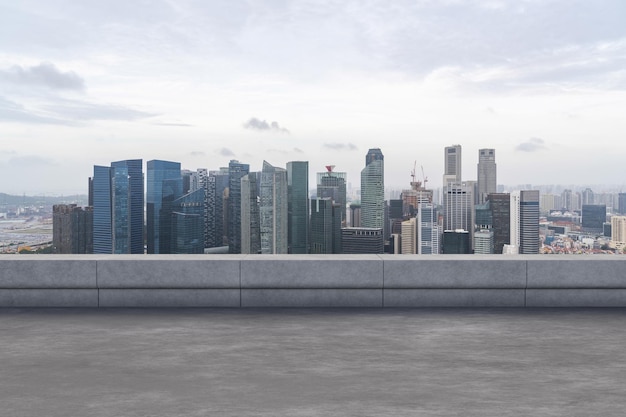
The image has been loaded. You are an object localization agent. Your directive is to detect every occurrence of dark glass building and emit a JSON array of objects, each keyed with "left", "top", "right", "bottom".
[
  {"left": 488, "top": 193, "right": 511, "bottom": 254},
  {"left": 171, "top": 188, "right": 204, "bottom": 254},
  {"left": 147, "top": 160, "right": 182, "bottom": 254},
  {"left": 317, "top": 169, "right": 347, "bottom": 225},
  {"left": 228, "top": 160, "right": 250, "bottom": 254},
  {"left": 341, "top": 227, "right": 384, "bottom": 254},
  {"left": 53, "top": 204, "right": 93, "bottom": 254},
  {"left": 287, "top": 161, "right": 309, "bottom": 254},
  {"left": 520, "top": 190, "right": 540, "bottom": 254},
  {"left": 582, "top": 204, "right": 606, "bottom": 233},
  {"left": 442, "top": 230, "right": 471, "bottom": 254}
]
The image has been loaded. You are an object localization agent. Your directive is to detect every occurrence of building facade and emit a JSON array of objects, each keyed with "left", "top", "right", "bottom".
[
  {"left": 477, "top": 148, "right": 496, "bottom": 205},
  {"left": 260, "top": 161, "right": 288, "bottom": 254},
  {"left": 228, "top": 160, "right": 250, "bottom": 254},
  {"left": 146, "top": 160, "right": 182, "bottom": 254},
  {"left": 361, "top": 148, "right": 385, "bottom": 229},
  {"left": 287, "top": 161, "right": 309, "bottom": 254},
  {"left": 443, "top": 144, "right": 462, "bottom": 186}
]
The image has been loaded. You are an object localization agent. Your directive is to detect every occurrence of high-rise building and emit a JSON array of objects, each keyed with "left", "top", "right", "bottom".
[
  {"left": 361, "top": 148, "right": 384, "bottom": 229},
  {"left": 474, "top": 230, "right": 494, "bottom": 254},
  {"left": 519, "top": 190, "right": 540, "bottom": 254},
  {"left": 611, "top": 216, "right": 626, "bottom": 248},
  {"left": 260, "top": 161, "right": 288, "bottom": 254},
  {"left": 53, "top": 204, "right": 93, "bottom": 254},
  {"left": 417, "top": 203, "right": 440, "bottom": 254},
  {"left": 310, "top": 198, "right": 341, "bottom": 254},
  {"left": 488, "top": 193, "right": 511, "bottom": 254},
  {"left": 147, "top": 160, "right": 182, "bottom": 254},
  {"left": 205, "top": 168, "right": 229, "bottom": 248},
  {"left": 619, "top": 193, "right": 626, "bottom": 215},
  {"left": 561, "top": 189, "right": 573, "bottom": 211},
  {"left": 317, "top": 167, "right": 347, "bottom": 225},
  {"left": 443, "top": 145, "right": 462, "bottom": 186},
  {"left": 341, "top": 227, "right": 384, "bottom": 254},
  {"left": 582, "top": 205, "right": 606, "bottom": 233},
  {"left": 442, "top": 230, "right": 470, "bottom": 254},
  {"left": 349, "top": 203, "right": 361, "bottom": 227},
  {"left": 241, "top": 173, "right": 261, "bottom": 254},
  {"left": 582, "top": 188, "right": 594, "bottom": 205},
  {"left": 92, "top": 159, "right": 144, "bottom": 254},
  {"left": 401, "top": 217, "right": 416, "bottom": 255},
  {"left": 286, "top": 161, "right": 309, "bottom": 254},
  {"left": 477, "top": 148, "right": 496, "bottom": 204},
  {"left": 228, "top": 160, "right": 250, "bottom": 254},
  {"left": 509, "top": 191, "right": 521, "bottom": 254},
  {"left": 171, "top": 188, "right": 204, "bottom": 254},
  {"left": 443, "top": 181, "right": 475, "bottom": 248}
]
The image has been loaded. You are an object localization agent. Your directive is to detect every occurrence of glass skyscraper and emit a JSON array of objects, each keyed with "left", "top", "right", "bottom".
[
  {"left": 171, "top": 188, "right": 204, "bottom": 254},
  {"left": 93, "top": 159, "right": 144, "bottom": 254},
  {"left": 228, "top": 160, "right": 250, "bottom": 254},
  {"left": 287, "top": 161, "right": 309, "bottom": 254},
  {"left": 147, "top": 160, "right": 182, "bottom": 254},
  {"left": 361, "top": 148, "right": 385, "bottom": 229}
]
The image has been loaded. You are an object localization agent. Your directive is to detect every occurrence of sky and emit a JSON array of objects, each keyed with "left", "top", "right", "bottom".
[{"left": 1, "top": 0, "right": 626, "bottom": 195}]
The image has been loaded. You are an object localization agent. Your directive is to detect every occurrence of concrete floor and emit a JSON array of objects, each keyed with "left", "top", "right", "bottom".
[{"left": 1, "top": 308, "right": 625, "bottom": 416}]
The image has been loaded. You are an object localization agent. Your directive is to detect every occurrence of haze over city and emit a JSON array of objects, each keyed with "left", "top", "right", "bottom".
[{"left": 1, "top": 0, "right": 626, "bottom": 195}]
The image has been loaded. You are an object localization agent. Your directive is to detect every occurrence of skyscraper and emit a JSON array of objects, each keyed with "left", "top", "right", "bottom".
[
  {"left": 241, "top": 173, "right": 261, "bottom": 254},
  {"left": 477, "top": 148, "right": 496, "bottom": 204},
  {"left": 317, "top": 167, "right": 347, "bottom": 225},
  {"left": 147, "top": 160, "right": 182, "bottom": 254},
  {"left": 53, "top": 204, "right": 93, "bottom": 254},
  {"left": 92, "top": 159, "right": 144, "bottom": 254},
  {"left": 401, "top": 217, "right": 416, "bottom": 255},
  {"left": 361, "top": 148, "right": 384, "bottom": 229},
  {"left": 286, "top": 161, "right": 309, "bottom": 254},
  {"left": 310, "top": 198, "right": 341, "bottom": 254},
  {"left": 582, "top": 204, "right": 606, "bottom": 233},
  {"left": 171, "top": 188, "right": 204, "bottom": 254},
  {"left": 443, "top": 181, "right": 474, "bottom": 248},
  {"left": 488, "top": 193, "right": 511, "bottom": 254},
  {"left": 619, "top": 193, "right": 626, "bottom": 215},
  {"left": 519, "top": 190, "right": 540, "bottom": 254},
  {"left": 228, "top": 160, "right": 250, "bottom": 254},
  {"left": 260, "top": 161, "right": 288, "bottom": 254},
  {"left": 417, "top": 203, "right": 440, "bottom": 254},
  {"left": 443, "top": 145, "right": 462, "bottom": 186}
]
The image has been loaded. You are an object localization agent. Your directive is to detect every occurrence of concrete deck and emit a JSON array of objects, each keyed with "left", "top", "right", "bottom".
[{"left": 1, "top": 308, "right": 625, "bottom": 416}]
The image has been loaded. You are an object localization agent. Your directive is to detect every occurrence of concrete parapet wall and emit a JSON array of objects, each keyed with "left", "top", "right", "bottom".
[{"left": 1, "top": 255, "right": 625, "bottom": 307}]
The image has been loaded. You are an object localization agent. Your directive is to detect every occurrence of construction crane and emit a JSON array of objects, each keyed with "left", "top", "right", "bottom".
[
  {"left": 410, "top": 161, "right": 422, "bottom": 190},
  {"left": 421, "top": 165, "right": 429, "bottom": 188}
]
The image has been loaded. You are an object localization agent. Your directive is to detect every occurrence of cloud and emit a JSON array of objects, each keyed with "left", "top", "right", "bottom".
[
  {"left": 0, "top": 96, "right": 70, "bottom": 125},
  {"left": 152, "top": 122, "right": 193, "bottom": 127},
  {"left": 219, "top": 148, "right": 235, "bottom": 157},
  {"left": 42, "top": 98, "right": 155, "bottom": 121},
  {"left": 0, "top": 62, "right": 85, "bottom": 90},
  {"left": 189, "top": 151, "right": 205, "bottom": 156},
  {"left": 243, "top": 117, "right": 289, "bottom": 133},
  {"left": 323, "top": 143, "right": 358, "bottom": 151},
  {"left": 293, "top": 147, "right": 304, "bottom": 153},
  {"left": 516, "top": 137, "right": 547, "bottom": 152}
]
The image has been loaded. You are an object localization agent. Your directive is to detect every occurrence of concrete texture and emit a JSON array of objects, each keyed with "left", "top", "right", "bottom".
[
  {"left": 0, "top": 289, "right": 98, "bottom": 307},
  {"left": 0, "top": 258, "right": 97, "bottom": 288},
  {"left": 241, "top": 255, "right": 382, "bottom": 288},
  {"left": 384, "top": 289, "right": 525, "bottom": 307},
  {"left": 99, "top": 289, "right": 241, "bottom": 307},
  {"left": 382, "top": 256, "right": 527, "bottom": 288},
  {"left": 242, "top": 289, "right": 382, "bottom": 307},
  {"left": 527, "top": 258, "right": 626, "bottom": 288},
  {"left": 1, "top": 308, "right": 626, "bottom": 417},
  {"left": 97, "top": 256, "right": 242, "bottom": 288},
  {"left": 527, "top": 289, "right": 626, "bottom": 307}
]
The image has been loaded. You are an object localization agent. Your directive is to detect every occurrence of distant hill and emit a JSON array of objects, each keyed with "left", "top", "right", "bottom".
[{"left": 0, "top": 193, "right": 89, "bottom": 206}]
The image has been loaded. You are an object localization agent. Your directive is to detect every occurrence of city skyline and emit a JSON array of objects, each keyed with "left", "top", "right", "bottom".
[{"left": 2, "top": 1, "right": 626, "bottom": 195}]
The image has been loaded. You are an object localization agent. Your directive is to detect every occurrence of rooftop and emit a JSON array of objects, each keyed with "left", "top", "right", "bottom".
[{"left": 2, "top": 308, "right": 625, "bottom": 416}]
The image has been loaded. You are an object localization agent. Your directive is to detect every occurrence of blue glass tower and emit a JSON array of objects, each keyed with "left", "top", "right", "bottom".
[
  {"left": 92, "top": 159, "right": 144, "bottom": 254},
  {"left": 147, "top": 160, "right": 182, "bottom": 254},
  {"left": 171, "top": 188, "right": 204, "bottom": 254},
  {"left": 228, "top": 160, "right": 249, "bottom": 254}
]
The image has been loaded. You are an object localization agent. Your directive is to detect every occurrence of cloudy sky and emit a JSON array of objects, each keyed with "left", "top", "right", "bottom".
[{"left": 1, "top": 0, "right": 625, "bottom": 195}]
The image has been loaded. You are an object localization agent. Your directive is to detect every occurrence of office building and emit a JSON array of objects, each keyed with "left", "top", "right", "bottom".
[
  {"left": 477, "top": 148, "right": 496, "bottom": 204},
  {"left": 582, "top": 188, "right": 594, "bottom": 205},
  {"left": 417, "top": 203, "right": 440, "bottom": 254},
  {"left": 611, "top": 216, "right": 626, "bottom": 249},
  {"left": 147, "top": 160, "right": 182, "bottom": 254},
  {"left": 341, "top": 227, "right": 384, "bottom": 254},
  {"left": 260, "top": 161, "right": 288, "bottom": 254},
  {"left": 488, "top": 193, "right": 511, "bottom": 254},
  {"left": 401, "top": 217, "right": 416, "bottom": 254},
  {"left": 240, "top": 173, "right": 261, "bottom": 254},
  {"left": 519, "top": 190, "right": 540, "bottom": 254},
  {"left": 317, "top": 167, "right": 347, "bottom": 225},
  {"left": 442, "top": 230, "right": 470, "bottom": 254},
  {"left": 443, "top": 181, "right": 474, "bottom": 248},
  {"left": 92, "top": 159, "right": 143, "bottom": 254},
  {"left": 171, "top": 188, "right": 204, "bottom": 254},
  {"left": 287, "top": 161, "right": 309, "bottom": 254},
  {"left": 310, "top": 198, "right": 341, "bottom": 254},
  {"left": 349, "top": 203, "right": 361, "bottom": 227},
  {"left": 474, "top": 229, "right": 494, "bottom": 254},
  {"left": 228, "top": 160, "right": 250, "bottom": 254},
  {"left": 361, "top": 148, "right": 385, "bottom": 229},
  {"left": 582, "top": 205, "right": 606, "bottom": 233},
  {"left": 53, "top": 204, "right": 93, "bottom": 254},
  {"left": 443, "top": 145, "right": 462, "bottom": 186},
  {"left": 619, "top": 193, "right": 626, "bottom": 215}
]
